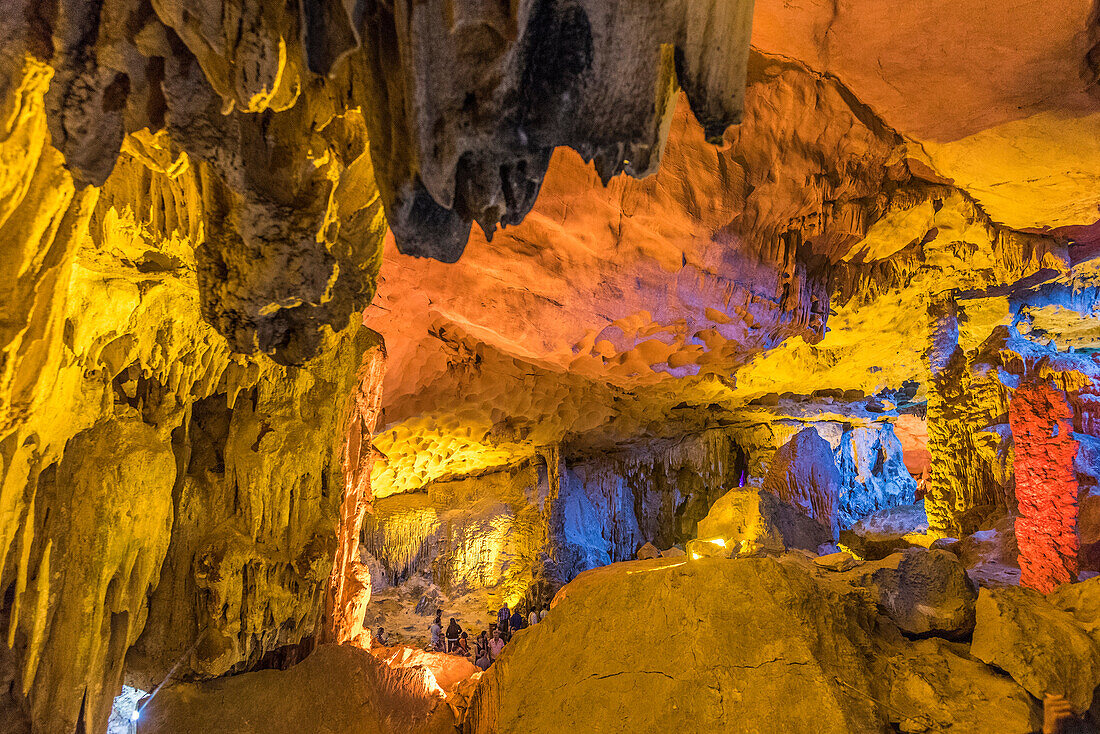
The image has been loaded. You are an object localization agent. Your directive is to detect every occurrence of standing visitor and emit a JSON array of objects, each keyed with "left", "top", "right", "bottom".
[
  {"left": 509, "top": 607, "right": 525, "bottom": 634},
  {"left": 429, "top": 612, "right": 442, "bottom": 652},
  {"left": 528, "top": 608, "right": 538, "bottom": 626},
  {"left": 475, "top": 630, "right": 489, "bottom": 660},
  {"left": 540, "top": 606, "right": 549, "bottom": 621},
  {"left": 497, "top": 604, "right": 511, "bottom": 638},
  {"left": 489, "top": 629, "right": 505, "bottom": 661},
  {"left": 475, "top": 645, "right": 491, "bottom": 671},
  {"left": 446, "top": 617, "right": 462, "bottom": 653},
  {"left": 375, "top": 627, "right": 388, "bottom": 646},
  {"left": 457, "top": 632, "right": 471, "bottom": 657}
]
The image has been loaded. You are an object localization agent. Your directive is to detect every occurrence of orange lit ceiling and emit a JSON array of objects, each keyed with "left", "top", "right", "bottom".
[{"left": 365, "top": 3, "right": 1100, "bottom": 496}]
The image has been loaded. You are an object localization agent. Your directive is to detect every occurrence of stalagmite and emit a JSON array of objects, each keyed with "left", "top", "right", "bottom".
[{"left": 1010, "top": 378, "right": 1080, "bottom": 592}]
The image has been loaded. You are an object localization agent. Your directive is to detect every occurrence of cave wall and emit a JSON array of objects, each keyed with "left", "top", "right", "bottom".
[
  {"left": 0, "top": 57, "right": 385, "bottom": 734},
  {"left": 363, "top": 418, "right": 915, "bottom": 603},
  {"left": 921, "top": 269, "right": 1100, "bottom": 584}
]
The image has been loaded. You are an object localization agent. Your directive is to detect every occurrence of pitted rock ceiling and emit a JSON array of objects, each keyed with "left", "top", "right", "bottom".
[{"left": 365, "top": 8, "right": 1100, "bottom": 495}]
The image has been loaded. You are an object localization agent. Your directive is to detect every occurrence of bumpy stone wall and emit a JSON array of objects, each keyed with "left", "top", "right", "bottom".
[
  {"left": 0, "top": 58, "right": 386, "bottom": 734},
  {"left": 364, "top": 419, "right": 916, "bottom": 603}
]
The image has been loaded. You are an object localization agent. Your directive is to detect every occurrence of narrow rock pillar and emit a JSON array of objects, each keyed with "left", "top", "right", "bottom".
[
  {"left": 324, "top": 343, "right": 387, "bottom": 645},
  {"left": 1009, "top": 376, "right": 1079, "bottom": 592}
]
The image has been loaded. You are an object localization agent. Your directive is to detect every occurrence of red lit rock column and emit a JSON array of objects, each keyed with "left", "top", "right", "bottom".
[
  {"left": 325, "top": 343, "right": 387, "bottom": 645},
  {"left": 1009, "top": 376, "right": 1079, "bottom": 592}
]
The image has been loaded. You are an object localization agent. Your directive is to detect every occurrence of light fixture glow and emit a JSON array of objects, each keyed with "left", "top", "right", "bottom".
[{"left": 130, "top": 710, "right": 140, "bottom": 722}]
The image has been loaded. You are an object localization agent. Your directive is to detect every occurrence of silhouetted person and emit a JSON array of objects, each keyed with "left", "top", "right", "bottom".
[
  {"left": 446, "top": 617, "right": 462, "bottom": 653},
  {"left": 457, "top": 631, "right": 470, "bottom": 657},
  {"left": 497, "top": 604, "right": 510, "bottom": 637},
  {"left": 475, "top": 630, "right": 489, "bottom": 660},
  {"left": 509, "top": 608, "right": 525, "bottom": 634},
  {"left": 375, "top": 627, "right": 388, "bottom": 646}
]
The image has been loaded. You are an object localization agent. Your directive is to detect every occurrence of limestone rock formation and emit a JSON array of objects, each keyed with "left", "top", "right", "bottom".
[
  {"left": 357, "top": 0, "right": 755, "bottom": 260},
  {"left": 696, "top": 486, "right": 831, "bottom": 554},
  {"left": 880, "top": 637, "right": 1041, "bottom": 734},
  {"left": 1011, "top": 376, "right": 1081, "bottom": 592},
  {"left": 844, "top": 502, "right": 929, "bottom": 560},
  {"left": 140, "top": 644, "right": 456, "bottom": 734},
  {"left": 972, "top": 586, "right": 1100, "bottom": 714},
  {"left": 834, "top": 424, "right": 917, "bottom": 528},
  {"left": 0, "top": 49, "right": 388, "bottom": 734},
  {"left": 463, "top": 556, "right": 1040, "bottom": 734},
  {"left": 2, "top": 1, "right": 1100, "bottom": 733},
  {"left": 872, "top": 548, "right": 978, "bottom": 639},
  {"left": 466, "top": 557, "right": 885, "bottom": 733},
  {"left": 762, "top": 427, "right": 841, "bottom": 539},
  {"left": 0, "top": 0, "right": 761, "bottom": 363}
]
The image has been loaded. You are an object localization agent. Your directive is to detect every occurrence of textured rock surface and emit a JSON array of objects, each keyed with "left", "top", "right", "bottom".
[
  {"left": 972, "top": 586, "right": 1100, "bottom": 714},
  {"left": 0, "top": 53, "right": 386, "bottom": 734},
  {"left": 364, "top": 430, "right": 744, "bottom": 604},
  {"left": 141, "top": 644, "right": 456, "bottom": 734},
  {"left": 463, "top": 556, "right": 1040, "bottom": 734},
  {"left": 359, "top": 1, "right": 755, "bottom": 260},
  {"left": 834, "top": 424, "right": 917, "bottom": 528},
  {"left": 466, "top": 557, "right": 885, "bottom": 734},
  {"left": 696, "top": 486, "right": 830, "bottom": 554},
  {"left": 762, "top": 428, "right": 841, "bottom": 539},
  {"left": 1011, "top": 377, "right": 1081, "bottom": 591},
  {"left": 872, "top": 548, "right": 977, "bottom": 639},
  {"left": 879, "top": 636, "right": 1041, "bottom": 734},
  {"left": 844, "top": 502, "right": 929, "bottom": 560},
  {"left": 2, "top": 2, "right": 1100, "bottom": 733}
]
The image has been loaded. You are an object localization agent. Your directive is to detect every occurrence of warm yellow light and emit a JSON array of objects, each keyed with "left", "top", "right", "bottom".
[
  {"left": 708, "top": 538, "right": 726, "bottom": 548},
  {"left": 691, "top": 553, "right": 701, "bottom": 560},
  {"left": 836, "top": 543, "right": 864, "bottom": 562}
]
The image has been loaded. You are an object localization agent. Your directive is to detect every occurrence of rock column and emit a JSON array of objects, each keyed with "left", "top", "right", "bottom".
[{"left": 1009, "top": 376, "right": 1079, "bottom": 592}]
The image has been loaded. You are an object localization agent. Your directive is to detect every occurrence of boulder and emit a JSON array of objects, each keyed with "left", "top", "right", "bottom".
[
  {"left": 1050, "top": 576, "right": 1100, "bottom": 641},
  {"left": 955, "top": 517, "right": 1021, "bottom": 588},
  {"left": 465, "top": 557, "right": 886, "bottom": 734},
  {"left": 842, "top": 501, "right": 929, "bottom": 560},
  {"left": 872, "top": 548, "right": 977, "bottom": 638},
  {"left": 763, "top": 427, "right": 841, "bottom": 539},
  {"left": 878, "top": 637, "right": 1040, "bottom": 733},
  {"left": 813, "top": 551, "right": 861, "bottom": 572},
  {"left": 140, "top": 644, "right": 456, "bottom": 734},
  {"left": 971, "top": 587, "right": 1100, "bottom": 713},
  {"left": 696, "top": 486, "right": 832, "bottom": 554},
  {"left": 635, "top": 542, "right": 662, "bottom": 560},
  {"left": 929, "top": 537, "right": 960, "bottom": 552},
  {"left": 463, "top": 556, "right": 1038, "bottom": 734}
]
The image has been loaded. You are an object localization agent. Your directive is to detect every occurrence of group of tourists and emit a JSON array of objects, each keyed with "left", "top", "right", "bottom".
[{"left": 423, "top": 603, "right": 549, "bottom": 670}]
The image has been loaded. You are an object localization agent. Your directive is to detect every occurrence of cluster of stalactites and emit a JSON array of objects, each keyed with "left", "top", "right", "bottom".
[{"left": 25, "top": 0, "right": 757, "bottom": 362}]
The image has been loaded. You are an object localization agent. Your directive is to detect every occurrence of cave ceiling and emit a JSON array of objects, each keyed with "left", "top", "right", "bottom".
[
  {"left": 364, "top": 0, "right": 1100, "bottom": 496},
  {"left": 2, "top": 0, "right": 1099, "bottom": 537}
]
